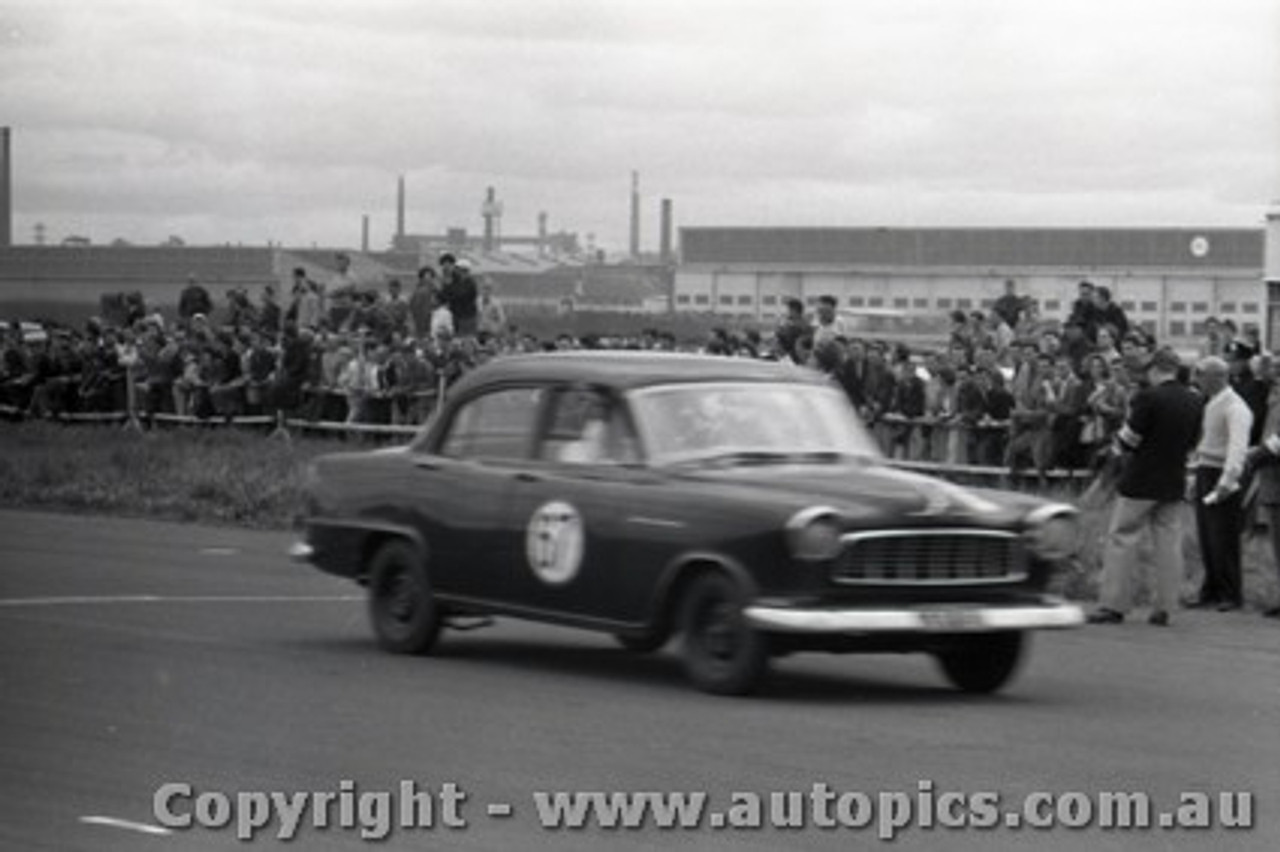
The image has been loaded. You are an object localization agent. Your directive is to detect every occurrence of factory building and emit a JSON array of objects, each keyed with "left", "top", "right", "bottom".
[{"left": 674, "top": 222, "right": 1280, "bottom": 349}]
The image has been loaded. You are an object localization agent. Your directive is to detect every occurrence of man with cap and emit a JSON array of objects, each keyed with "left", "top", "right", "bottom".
[
  {"left": 1089, "top": 347, "right": 1203, "bottom": 626},
  {"left": 1188, "top": 355, "right": 1254, "bottom": 611}
]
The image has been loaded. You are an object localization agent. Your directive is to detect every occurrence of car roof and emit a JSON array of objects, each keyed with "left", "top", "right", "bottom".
[{"left": 451, "top": 351, "right": 827, "bottom": 394}]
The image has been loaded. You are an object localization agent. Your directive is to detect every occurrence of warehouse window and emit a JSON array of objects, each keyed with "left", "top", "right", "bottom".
[
  {"left": 913, "top": 298, "right": 929, "bottom": 309},
  {"left": 694, "top": 294, "right": 709, "bottom": 306},
  {"left": 980, "top": 299, "right": 993, "bottom": 309},
  {"left": 1243, "top": 302, "right": 1260, "bottom": 314},
  {"left": 676, "top": 294, "right": 691, "bottom": 305},
  {"left": 1141, "top": 301, "right": 1158, "bottom": 313},
  {"left": 937, "top": 298, "right": 953, "bottom": 309},
  {"left": 1044, "top": 300, "right": 1061, "bottom": 312},
  {"left": 737, "top": 295, "right": 753, "bottom": 306},
  {"left": 868, "top": 297, "right": 884, "bottom": 307},
  {"left": 1191, "top": 321, "right": 1207, "bottom": 336},
  {"left": 1171, "top": 301, "right": 1187, "bottom": 313},
  {"left": 893, "top": 297, "right": 909, "bottom": 308},
  {"left": 1169, "top": 321, "right": 1187, "bottom": 336},
  {"left": 1140, "top": 320, "right": 1157, "bottom": 335},
  {"left": 719, "top": 295, "right": 734, "bottom": 306},
  {"left": 1218, "top": 302, "right": 1236, "bottom": 314},
  {"left": 762, "top": 295, "right": 778, "bottom": 306},
  {"left": 957, "top": 298, "right": 972, "bottom": 309},
  {"left": 1120, "top": 301, "right": 1137, "bottom": 312},
  {"left": 1191, "top": 301, "right": 1209, "bottom": 314},
  {"left": 849, "top": 296, "right": 865, "bottom": 307}
]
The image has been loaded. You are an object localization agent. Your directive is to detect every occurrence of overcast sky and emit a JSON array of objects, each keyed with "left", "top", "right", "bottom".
[{"left": 3, "top": 0, "right": 1278, "bottom": 252}]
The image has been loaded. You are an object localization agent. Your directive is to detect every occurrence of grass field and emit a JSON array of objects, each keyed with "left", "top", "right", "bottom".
[{"left": 0, "top": 421, "right": 1274, "bottom": 608}]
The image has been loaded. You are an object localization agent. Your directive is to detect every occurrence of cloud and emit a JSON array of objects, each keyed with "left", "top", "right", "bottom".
[{"left": 2, "top": 0, "right": 1276, "bottom": 248}]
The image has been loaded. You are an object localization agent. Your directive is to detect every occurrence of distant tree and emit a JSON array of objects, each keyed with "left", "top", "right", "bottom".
[
  {"left": 163, "top": 235, "right": 186, "bottom": 247},
  {"left": 111, "top": 237, "right": 132, "bottom": 247}
]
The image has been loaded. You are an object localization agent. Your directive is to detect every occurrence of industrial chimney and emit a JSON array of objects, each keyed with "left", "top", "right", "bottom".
[
  {"left": 0, "top": 127, "right": 11, "bottom": 248},
  {"left": 629, "top": 171, "right": 640, "bottom": 260},
  {"left": 659, "top": 198, "right": 673, "bottom": 265},
  {"left": 396, "top": 175, "right": 406, "bottom": 243},
  {"left": 481, "top": 186, "right": 503, "bottom": 253},
  {"left": 537, "top": 211, "right": 548, "bottom": 257}
]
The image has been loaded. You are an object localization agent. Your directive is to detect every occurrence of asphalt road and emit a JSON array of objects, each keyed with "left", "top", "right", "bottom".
[{"left": 0, "top": 508, "right": 1276, "bottom": 851}]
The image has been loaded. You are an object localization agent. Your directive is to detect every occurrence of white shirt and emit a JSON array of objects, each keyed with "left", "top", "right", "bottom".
[{"left": 1194, "top": 385, "right": 1253, "bottom": 491}]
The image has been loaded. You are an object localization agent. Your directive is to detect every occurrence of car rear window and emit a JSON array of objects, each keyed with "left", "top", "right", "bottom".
[{"left": 439, "top": 387, "right": 544, "bottom": 461}]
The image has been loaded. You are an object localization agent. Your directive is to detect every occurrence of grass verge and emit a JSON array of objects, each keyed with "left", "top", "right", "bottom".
[{"left": 0, "top": 422, "right": 1274, "bottom": 607}]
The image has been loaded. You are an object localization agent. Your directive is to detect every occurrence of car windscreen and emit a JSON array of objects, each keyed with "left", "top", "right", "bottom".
[{"left": 628, "top": 381, "right": 881, "bottom": 466}]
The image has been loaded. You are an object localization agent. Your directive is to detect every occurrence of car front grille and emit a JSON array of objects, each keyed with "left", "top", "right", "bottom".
[{"left": 832, "top": 529, "right": 1025, "bottom": 585}]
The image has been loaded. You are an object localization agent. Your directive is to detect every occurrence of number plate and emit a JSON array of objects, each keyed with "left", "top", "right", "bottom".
[{"left": 919, "top": 609, "right": 987, "bottom": 631}]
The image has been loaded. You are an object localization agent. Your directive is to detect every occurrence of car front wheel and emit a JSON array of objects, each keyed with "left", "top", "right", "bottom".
[
  {"left": 935, "top": 632, "right": 1025, "bottom": 693},
  {"left": 368, "top": 540, "right": 441, "bottom": 655},
  {"left": 678, "top": 573, "right": 769, "bottom": 695}
]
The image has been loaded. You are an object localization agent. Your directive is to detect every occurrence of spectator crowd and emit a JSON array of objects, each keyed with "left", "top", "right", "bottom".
[{"left": 1, "top": 267, "right": 1275, "bottom": 481}]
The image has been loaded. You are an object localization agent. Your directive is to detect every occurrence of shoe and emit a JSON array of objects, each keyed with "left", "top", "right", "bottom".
[
  {"left": 1216, "top": 602, "right": 1242, "bottom": 613},
  {"left": 1087, "top": 609, "right": 1124, "bottom": 624},
  {"left": 1263, "top": 606, "right": 1280, "bottom": 619},
  {"left": 1147, "top": 610, "right": 1169, "bottom": 627}
]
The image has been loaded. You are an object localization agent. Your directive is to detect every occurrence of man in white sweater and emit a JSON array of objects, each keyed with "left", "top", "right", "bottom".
[{"left": 1189, "top": 357, "right": 1254, "bottom": 611}]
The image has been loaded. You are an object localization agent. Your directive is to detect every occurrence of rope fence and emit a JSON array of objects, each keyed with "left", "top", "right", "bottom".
[{"left": 0, "top": 372, "right": 1100, "bottom": 484}]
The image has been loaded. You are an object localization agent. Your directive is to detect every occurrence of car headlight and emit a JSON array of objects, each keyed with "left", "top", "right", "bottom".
[
  {"left": 1023, "top": 505, "right": 1079, "bottom": 560},
  {"left": 786, "top": 506, "right": 844, "bottom": 561}
]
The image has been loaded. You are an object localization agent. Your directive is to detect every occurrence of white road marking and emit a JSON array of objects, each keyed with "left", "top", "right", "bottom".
[
  {"left": 0, "top": 594, "right": 361, "bottom": 607},
  {"left": 79, "top": 815, "right": 172, "bottom": 836},
  {"left": 197, "top": 546, "right": 240, "bottom": 556}
]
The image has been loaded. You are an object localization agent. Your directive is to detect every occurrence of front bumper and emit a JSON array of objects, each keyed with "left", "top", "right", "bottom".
[{"left": 744, "top": 597, "right": 1083, "bottom": 634}]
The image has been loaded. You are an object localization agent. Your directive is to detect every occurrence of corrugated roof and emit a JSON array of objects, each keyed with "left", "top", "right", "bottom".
[{"left": 679, "top": 227, "right": 1264, "bottom": 269}]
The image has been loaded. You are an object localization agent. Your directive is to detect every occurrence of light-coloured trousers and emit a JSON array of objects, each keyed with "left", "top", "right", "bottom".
[{"left": 1098, "top": 496, "right": 1184, "bottom": 614}]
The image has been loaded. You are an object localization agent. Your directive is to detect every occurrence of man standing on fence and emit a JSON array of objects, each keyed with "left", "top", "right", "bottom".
[
  {"left": 1088, "top": 347, "right": 1202, "bottom": 626},
  {"left": 1187, "top": 356, "right": 1254, "bottom": 612}
]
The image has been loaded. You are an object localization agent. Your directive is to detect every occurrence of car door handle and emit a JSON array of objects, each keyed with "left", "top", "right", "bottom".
[
  {"left": 513, "top": 471, "right": 543, "bottom": 483},
  {"left": 413, "top": 458, "right": 440, "bottom": 471}
]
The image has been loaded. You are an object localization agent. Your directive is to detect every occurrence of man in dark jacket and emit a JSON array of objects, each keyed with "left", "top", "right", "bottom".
[
  {"left": 1089, "top": 348, "right": 1203, "bottom": 626},
  {"left": 438, "top": 254, "right": 478, "bottom": 336}
]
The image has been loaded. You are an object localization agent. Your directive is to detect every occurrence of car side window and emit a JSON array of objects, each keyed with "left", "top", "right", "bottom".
[
  {"left": 539, "top": 389, "right": 641, "bottom": 466},
  {"left": 438, "top": 387, "right": 544, "bottom": 461}
]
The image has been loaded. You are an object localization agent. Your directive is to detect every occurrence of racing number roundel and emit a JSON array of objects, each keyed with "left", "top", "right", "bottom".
[{"left": 525, "top": 501, "right": 584, "bottom": 585}]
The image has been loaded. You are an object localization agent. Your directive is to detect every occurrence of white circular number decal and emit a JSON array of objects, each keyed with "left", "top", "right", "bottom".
[
  {"left": 525, "top": 501, "right": 584, "bottom": 585},
  {"left": 1189, "top": 235, "right": 1210, "bottom": 258}
]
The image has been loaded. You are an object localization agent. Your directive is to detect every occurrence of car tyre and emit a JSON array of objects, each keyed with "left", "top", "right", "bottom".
[
  {"left": 678, "top": 573, "right": 769, "bottom": 695},
  {"left": 935, "top": 631, "right": 1025, "bottom": 694},
  {"left": 368, "top": 540, "right": 441, "bottom": 655}
]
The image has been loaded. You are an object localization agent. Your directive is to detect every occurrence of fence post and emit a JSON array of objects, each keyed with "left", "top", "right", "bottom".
[
  {"left": 122, "top": 369, "right": 143, "bottom": 433},
  {"left": 268, "top": 407, "right": 291, "bottom": 444}
]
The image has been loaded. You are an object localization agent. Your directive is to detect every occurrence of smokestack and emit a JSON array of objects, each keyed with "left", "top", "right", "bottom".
[
  {"left": 659, "top": 198, "right": 673, "bottom": 264},
  {"left": 0, "top": 127, "right": 11, "bottom": 248},
  {"left": 1266, "top": 203, "right": 1280, "bottom": 286},
  {"left": 537, "top": 211, "right": 548, "bottom": 256},
  {"left": 361, "top": 214, "right": 370, "bottom": 253},
  {"left": 629, "top": 171, "right": 640, "bottom": 259},
  {"left": 481, "top": 186, "right": 502, "bottom": 253},
  {"left": 396, "top": 175, "right": 405, "bottom": 240}
]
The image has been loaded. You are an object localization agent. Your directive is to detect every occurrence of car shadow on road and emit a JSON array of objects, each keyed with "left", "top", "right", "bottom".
[{"left": 290, "top": 633, "right": 1025, "bottom": 705}]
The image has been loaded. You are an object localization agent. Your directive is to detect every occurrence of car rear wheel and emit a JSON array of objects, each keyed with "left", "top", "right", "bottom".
[
  {"left": 678, "top": 573, "right": 769, "bottom": 695},
  {"left": 368, "top": 540, "right": 441, "bottom": 655},
  {"left": 935, "top": 632, "right": 1025, "bottom": 693}
]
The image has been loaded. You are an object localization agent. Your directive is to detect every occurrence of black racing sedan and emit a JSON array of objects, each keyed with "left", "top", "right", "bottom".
[{"left": 292, "top": 352, "right": 1082, "bottom": 695}]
